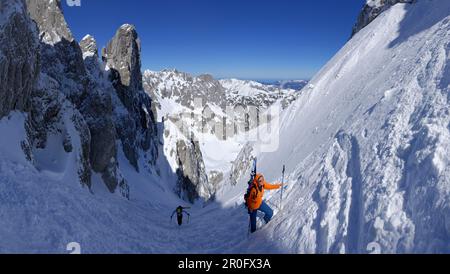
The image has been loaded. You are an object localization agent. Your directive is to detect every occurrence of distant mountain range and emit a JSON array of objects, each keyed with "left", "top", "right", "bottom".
[{"left": 257, "top": 79, "right": 309, "bottom": 91}]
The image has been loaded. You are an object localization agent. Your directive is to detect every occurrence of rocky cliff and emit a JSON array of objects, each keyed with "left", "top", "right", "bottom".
[
  {"left": 0, "top": 0, "right": 244, "bottom": 203},
  {"left": 0, "top": 0, "right": 40, "bottom": 119},
  {"left": 175, "top": 139, "right": 211, "bottom": 203},
  {"left": 352, "top": 0, "right": 415, "bottom": 37},
  {"left": 1, "top": 0, "right": 161, "bottom": 196},
  {"left": 103, "top": 24, "right": 158, "bottom": 172}
]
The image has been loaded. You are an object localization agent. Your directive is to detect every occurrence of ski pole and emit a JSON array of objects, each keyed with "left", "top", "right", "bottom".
[
  {"left": 247, "top": 217, "right": 251, "bottom": 238},
  {"left": 280, "top": 165, "right": 285, "bottom": 210}
]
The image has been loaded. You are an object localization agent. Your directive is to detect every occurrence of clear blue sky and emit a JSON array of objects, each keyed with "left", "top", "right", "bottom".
[{"left": 63, "top": 0, "right": 365, "bottom": 80}]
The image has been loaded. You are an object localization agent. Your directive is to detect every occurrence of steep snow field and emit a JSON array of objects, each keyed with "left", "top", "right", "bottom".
[
  {"left": 235, "top": 1, "right": 450, "bottom": 253},
  {"left": 0, "top": 112, "right": 253, "bottom": 253}
]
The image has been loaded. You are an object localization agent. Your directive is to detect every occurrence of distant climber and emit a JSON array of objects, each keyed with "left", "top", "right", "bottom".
[
  {"left": 171, "top": 206, "right": 191, "bottom": 226},
  {"left": 101, "top": 47, "right": 107, "bottom": 63},
  {"left": 244, "top": 173, "right": 283, "bottom": 233}
]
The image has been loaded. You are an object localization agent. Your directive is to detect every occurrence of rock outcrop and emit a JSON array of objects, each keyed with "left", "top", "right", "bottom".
[
  {"left": 25, "top": 0, "right": 88, "bottom": 106},
  {"left": 229, "top": 143, "right": 254, "bottom": 186},
  {"left": 143, "top": 69, "right": 228, "bottom": 111},
  {"left": 352, "top": 0, "right": 415, "bottom": 37},
  {"left": 9, "top": 1, "right": 216, "bottom": 201},
  {"left": 24, "top": 0, "right": 92, "bottom": 187},
  {"left": 25, "top": 0, "right": 73, "bottom": 43},
  {"left": 104, "top": 24, "right": 142, "bottom": 93},
  {"left": 0, "top": 0, "right": 40, "bottom": 119},
  {"left": 175, "top": 139, "right": 211, "bottom": 203},
  {"left": 1, "top": 0, "right": 207, "bottom": 203},
  {"left": 22, "top": 1, "right": 159, "bottom": 193}
]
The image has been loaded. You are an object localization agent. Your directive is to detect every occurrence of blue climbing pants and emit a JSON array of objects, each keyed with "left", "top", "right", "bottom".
[{"left": 249, "top": 201, "right": 273, "bottom": 233}]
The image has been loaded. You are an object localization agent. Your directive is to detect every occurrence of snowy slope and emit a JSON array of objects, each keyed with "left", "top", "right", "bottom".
[
  {"left": 0, "top": 112, "right": 258, "bottom": 254},
  {"left": 0, "top": 111, "right": 251, "bottom": 253},
  {"left": 225, "top": 1, "right": 450, "bottom": 253}
]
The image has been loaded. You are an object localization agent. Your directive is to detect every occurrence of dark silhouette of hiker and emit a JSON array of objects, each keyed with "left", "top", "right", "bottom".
[{"left": 171, "top": 206, "right": 191, "bottom": 226}]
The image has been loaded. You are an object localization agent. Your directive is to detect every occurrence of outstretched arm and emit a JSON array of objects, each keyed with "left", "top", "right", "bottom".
[
  {"left": 264, "top": 182, "right": 282, "bottom": 190},
  {"left": 171, "top": 210, "right": 176, "bottom": 219}
]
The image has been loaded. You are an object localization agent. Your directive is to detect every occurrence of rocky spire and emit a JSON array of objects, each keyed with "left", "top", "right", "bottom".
[
  {"left": 103, "top": 24, "right": 143, "bottom": 93},
  {"left": 2, "top": 0, "right": 159, "bottom": 194},
  {"left": 175, "top": 139, "right": 211, "bottom": 203},
  {"left": 79, "top": 35, "right": 121, "bottom": 193},
  {"left": 103, "top": 24, "right": 158, "bottom": 171},
  {"left": 79, "top": 34, "right": 99, "bottom": 59}
]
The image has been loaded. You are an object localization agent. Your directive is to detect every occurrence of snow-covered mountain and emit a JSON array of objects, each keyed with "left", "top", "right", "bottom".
[
  {"left": 143, "top": 69, "right": 300, "bottom": 140},
  {"left": 144, "top": 69, "right": 300, "bottom": 115},
  {"left": 1, "top": 0, "right": 449, "bottom": 254},
  {"left": 220, "top": 78, "right": 300, "bottom": 109},
  {"left": 142, "top": 70, "right": 299, "bottom": 202},
  {"left": 144, "top": 69, "right": 227, "bottom": 111},
  {"left": 224, "top": 0, "right": 450, "bottom": 253}
]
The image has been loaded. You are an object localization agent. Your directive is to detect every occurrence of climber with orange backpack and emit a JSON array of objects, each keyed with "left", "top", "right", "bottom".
[{"left": 244, "top": 172, "right": 283, "bottom": 233}]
